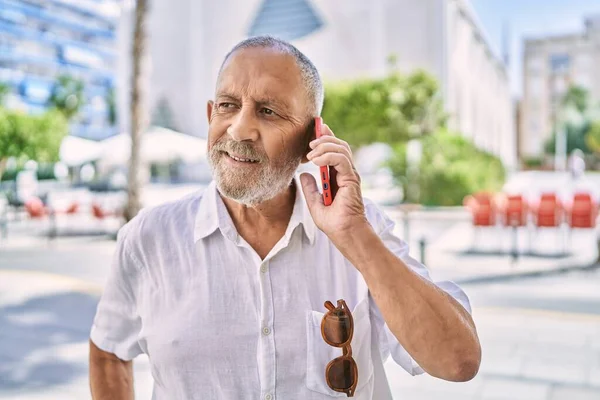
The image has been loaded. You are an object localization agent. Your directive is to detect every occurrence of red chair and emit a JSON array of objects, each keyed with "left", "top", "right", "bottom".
[
  {"left": 533, "top": 193, "right": 563, "bottom": 228},
  {"left": 463, "top": 192, "right": 496, "bottom": 227},
  {"left": 91, "top": 203, "right": 122, "bottom": 220},
  {"left": 567, "top": 193, "right": 598, "bottom": 228},
  {"left": 501, "top": 195, "right": 528, "bottom": 227},
  {"left": 24, "top": 197, "right": 48, "bottom": 219}
]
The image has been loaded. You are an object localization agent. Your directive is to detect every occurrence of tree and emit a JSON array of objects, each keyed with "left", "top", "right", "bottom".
[
  {"left": 585, "top": 121, "right": 600, "bottom": 154},
  {"left": 106, "top": 86, "right": 117, "bottom": 126},
  {"left": 544, "top": 85, "right": 600, "bottom": 156},
  {"left": 562, "top": 85, "right": 589, "bottom": 113},
  {"left": 0, "top": 83, "right": 10, "bottom": 106},
  {"left": 152, "top": 97, "right": 177, "bottom": 131},
  {"left": 125, "top": 0, "right": 150, "bottom": 222},
  {"left": 0, "top": 108, "right": 68, "bottom": 179},
  {"left": 321, "top": 70, "right": 446, "bottom": 148},
  {"left": 48, "top": 74, "right": 85, "bottom": 120}
]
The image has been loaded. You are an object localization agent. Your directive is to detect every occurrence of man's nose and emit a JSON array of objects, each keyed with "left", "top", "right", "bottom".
[{"left": 227, "top": 108, "right": 259, "bottom": 142}]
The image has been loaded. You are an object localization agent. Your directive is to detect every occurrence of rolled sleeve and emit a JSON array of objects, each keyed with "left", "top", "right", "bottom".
[
  {"left": 90, "top": 224, "right": 144, "bottom": 361},
  {"left": 365, "top": 201, "right": 472, "bottom": 376}
]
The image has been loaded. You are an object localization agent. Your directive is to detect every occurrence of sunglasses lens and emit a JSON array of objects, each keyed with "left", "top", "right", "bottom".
[
  {"left": 327, "top": 357, "right": 357, "bottom": 390},
  {"left": 323, "top": 311, "right": 352, "bottom": 345}
]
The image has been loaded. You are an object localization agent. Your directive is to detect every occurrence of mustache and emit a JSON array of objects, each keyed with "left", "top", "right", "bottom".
[{"left": 211, "top": 140, "right": 266, "bottom": 161}]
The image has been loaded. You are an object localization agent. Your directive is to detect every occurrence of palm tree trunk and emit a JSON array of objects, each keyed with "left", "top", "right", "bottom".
[{"left": 125, "top": 0, "right": 149, "bottom": 222}]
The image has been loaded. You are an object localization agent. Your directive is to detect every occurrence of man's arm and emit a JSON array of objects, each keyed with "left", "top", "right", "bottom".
[
  {"left": 301, "top": 125, "right": 481, "bottom": 382},
  {"left": 89, "top": 340, "right": 135, "bottom": 400},
  {"left": 336, "top": 223, "right": 481, "bottom": 382}
]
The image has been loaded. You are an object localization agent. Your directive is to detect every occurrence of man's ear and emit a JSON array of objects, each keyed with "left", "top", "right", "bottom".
[
  {"left": 206, "top": 100, "right": 214, "bottom": 123},
  {"left": 300, "top": 118, "right": 316, "bottom": 164}
]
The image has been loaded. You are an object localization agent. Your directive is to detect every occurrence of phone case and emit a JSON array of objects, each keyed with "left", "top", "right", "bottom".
[{"left": 315, "top": 117, "right": 333, "bottom": 206}]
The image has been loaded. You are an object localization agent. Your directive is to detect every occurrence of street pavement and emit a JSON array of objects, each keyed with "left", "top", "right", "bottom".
[{"left": 1, "top": 189, "right": 600, "bottom": 399}]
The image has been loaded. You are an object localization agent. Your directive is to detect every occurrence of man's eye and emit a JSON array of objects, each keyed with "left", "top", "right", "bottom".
[
  {"left": 219, "top": 102, "right": 236, "bottom": 109},
  {"left": 261, "top": 108, "right": 275, "bottom": 115}
]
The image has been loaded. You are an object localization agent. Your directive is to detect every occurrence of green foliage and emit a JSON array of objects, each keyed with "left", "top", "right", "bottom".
[
  {"left": 0, "top": 107, "right": 68, "bottom": 179},
  {"left": 106, "top": 86, "right": 117, "bottom": 126},
  {"left": 321, "top": 70, "right": 446, "bottom": 148},
  {"left": 544, "top": 85, "right": 600, "bottom": 157},
  {"left": 562, "top": 85, "right": 589, "bottom": 113},
  {"left": 586, "top": 121, "right": 600, "bottom": 153},
  {"left": 544, "top": 123, "right": 592, "bottom": 155},
  {"left": 522, "top": 156, "right": 544, "bottom": 168},
  {"left": 48, "top": 74, "right": 85, "bottom": 120},
  {"left": 0, "top": 83, "right": 10, "bottom": 106},
  {"left": 152, "top": 97, "right": 177, "bottom": 131},
  {"left": 388, "top": 131, "right": 505, "bottom": 206},
  {"left": 0, "top": 163, "right": 56, "bottom": 181}
]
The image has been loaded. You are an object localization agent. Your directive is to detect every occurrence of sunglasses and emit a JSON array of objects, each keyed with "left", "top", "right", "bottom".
[{"left": 321, "top": 299, "right": 358, "bottom": 397}]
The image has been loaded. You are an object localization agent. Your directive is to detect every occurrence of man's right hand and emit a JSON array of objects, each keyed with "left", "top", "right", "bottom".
[{"left": 89, "top": 340, "right": 135, "bottom": 400}]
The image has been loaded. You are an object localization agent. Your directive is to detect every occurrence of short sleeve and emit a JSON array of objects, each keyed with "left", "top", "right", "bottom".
[
  {"left": 90, "top": 223, "right": 144, "bottom": 361},
  {"left": 365, "top": 200, "right": 472, "bottom": 376}
]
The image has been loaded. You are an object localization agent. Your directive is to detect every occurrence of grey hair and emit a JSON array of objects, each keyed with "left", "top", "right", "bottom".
[{"left": 218, "top": 35, "right": 324, "bottom": 116}]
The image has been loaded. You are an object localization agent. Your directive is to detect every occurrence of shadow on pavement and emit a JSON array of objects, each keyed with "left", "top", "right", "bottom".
[{"left": 0, "top": 291, "right": 98, "bottom": 391}]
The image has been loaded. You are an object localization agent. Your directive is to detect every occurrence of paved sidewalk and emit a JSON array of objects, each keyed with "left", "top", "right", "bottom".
[
  {"left": 0, "top": 270, "right": 153, "bottom": 400},
  {"left": 385, "top": 307, "right": 600, "bottom": 399},
  {"left": 1, "top": 269, "right": 599, "bottom": 399}
]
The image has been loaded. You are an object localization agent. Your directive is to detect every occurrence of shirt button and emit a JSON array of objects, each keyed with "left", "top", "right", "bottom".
[
  {"left": 260, "top": 264, "right": 268, "bottom": 273},
  {"left": 262, "top": 327, "right": 271, "bottom": 336},
  {"left": 265, "top": 394, "right": 272, "bottom": 400}
]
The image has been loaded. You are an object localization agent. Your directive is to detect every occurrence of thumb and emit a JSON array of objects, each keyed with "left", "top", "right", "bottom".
[{"left": 300, "top": 173, "right": 323, "bottom": 214}]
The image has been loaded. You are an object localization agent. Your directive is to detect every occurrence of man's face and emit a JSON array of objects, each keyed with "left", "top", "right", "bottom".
[{"left": 206, "top": 48, "right": 312, "bottom": 206}]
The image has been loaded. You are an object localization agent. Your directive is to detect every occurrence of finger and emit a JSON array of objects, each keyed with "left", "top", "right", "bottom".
[
  {"left": 310, "top": 153, "right": 354, "bottom": 177},
  {"left": 299, "top": 173, "right": 324, "bottom": 213},
  {"left": 309, "top": 136, "right": 352, "bottom": 155},
  {"left": 307, "top": 142, "right": 352, "bottom": 162},
  {"left": 322, "top": 124, "right": 335, "bottom": 137}
]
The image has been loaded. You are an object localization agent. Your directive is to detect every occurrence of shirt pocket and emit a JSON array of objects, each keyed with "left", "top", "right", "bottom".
[{"left": 305, "top": 297, "right": 374, "bottom": 397}]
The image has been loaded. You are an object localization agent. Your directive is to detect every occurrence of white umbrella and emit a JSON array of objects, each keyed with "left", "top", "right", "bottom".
[
  {"left": 142, "top": 127, "right": 207, "bottom": 164},
  {"left": 59, "top": 135, "right": 102, "bottom": 166},
  {"left": 99, "top": 128, "right": 207, "bottom": 166}
]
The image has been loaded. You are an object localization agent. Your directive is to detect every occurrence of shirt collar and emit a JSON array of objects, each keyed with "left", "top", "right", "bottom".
[{"left": 194, "top": 174, "right": 316, "bottom": 245}]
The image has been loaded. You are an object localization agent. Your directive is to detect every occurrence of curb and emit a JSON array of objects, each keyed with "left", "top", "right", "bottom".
[{"left": 454, "top": 261, "right": 600, "bottom": 285}]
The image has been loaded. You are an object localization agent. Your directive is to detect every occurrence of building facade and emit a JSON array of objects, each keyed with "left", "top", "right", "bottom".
[
  {"left": 0, "top": 0, "right": 120, "bottom": 139},
  {"left": 520, "top": 15, "right": 600, "bottom": 159},
  {"left": 118, "top": 0, "right": 516, "bottom": 168}
]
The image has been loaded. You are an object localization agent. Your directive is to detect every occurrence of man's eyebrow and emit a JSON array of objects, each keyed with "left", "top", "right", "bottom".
[
  {"left": 255, "top": 96, "right": 291, "bottom": 111},
  {"left": 215, "top": 92, "right": 240, "bottom": 101}
]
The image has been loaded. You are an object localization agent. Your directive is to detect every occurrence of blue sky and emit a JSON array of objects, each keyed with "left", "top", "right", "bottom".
[{"left": 469, "top": 0, "right": 600, "bottom": 97}]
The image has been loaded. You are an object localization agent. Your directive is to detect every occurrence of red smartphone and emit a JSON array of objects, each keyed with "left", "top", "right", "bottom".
[{"left": 314, "top": 117, "right": 334, "bottom": 206}]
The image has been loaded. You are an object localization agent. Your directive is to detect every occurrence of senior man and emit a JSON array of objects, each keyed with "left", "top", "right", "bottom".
[{"left": 89, "top": 36, "right": 481, "bottom": 399}]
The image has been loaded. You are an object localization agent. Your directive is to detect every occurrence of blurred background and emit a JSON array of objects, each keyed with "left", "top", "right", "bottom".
[{"left": 1, "top": 0, "right": 600, "bottom": 399}]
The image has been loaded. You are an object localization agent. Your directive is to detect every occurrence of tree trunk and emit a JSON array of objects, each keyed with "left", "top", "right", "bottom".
[{"left": 125, "top": 0, "right": 149, "bottom": 222}]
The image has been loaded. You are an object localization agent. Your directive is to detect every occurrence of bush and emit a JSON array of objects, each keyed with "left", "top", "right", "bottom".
[
  {"left": 388, "top": 131, "right": 506, "bottom": 206},
  {"left": 0, "top": 107, "right": 68, "bottom": 179},
  {"left": 321, "top": 70, "right": 446, "bottom": 148}
]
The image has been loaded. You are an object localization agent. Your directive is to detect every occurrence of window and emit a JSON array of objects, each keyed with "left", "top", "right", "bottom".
[
  {"left": 248, "top": 0, "right": 324, "bottom": 41},
  {"left": 549, "top": 54, "right": 570, "bottom": 74}
]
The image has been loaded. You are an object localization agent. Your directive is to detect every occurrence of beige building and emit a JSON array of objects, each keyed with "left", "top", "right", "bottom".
[
  {"left": 520, "top": 15, "right": 600, "bottom": 159},
  {"left": 116, "top": 0, "right": 516, "bottom": 168}
]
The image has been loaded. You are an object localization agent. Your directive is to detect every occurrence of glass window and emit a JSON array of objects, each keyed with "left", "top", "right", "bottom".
[{"left": 549, "top": 54, "right": 570, "bottom": 74}]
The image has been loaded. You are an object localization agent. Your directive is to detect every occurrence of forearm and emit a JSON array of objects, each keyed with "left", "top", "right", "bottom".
[
  {"left": 333, "top": 224, "right": 481, "bottom": 381},
  {"left": 89, "top": 340, "right": 135, "bottom": 400}
]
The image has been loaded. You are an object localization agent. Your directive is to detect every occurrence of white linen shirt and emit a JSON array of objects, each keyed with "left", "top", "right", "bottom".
[{"left": 90, "top": 176, "right": 472, "bottom": 400}]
